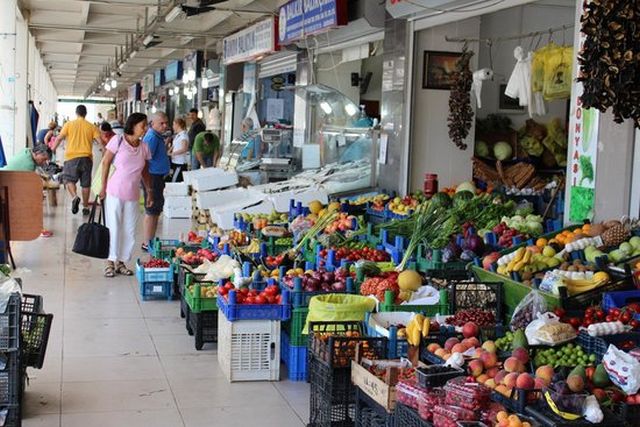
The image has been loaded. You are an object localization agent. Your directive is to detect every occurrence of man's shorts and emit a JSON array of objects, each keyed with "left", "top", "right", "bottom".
[
  {"left": 143, "top": 174, "right": 165, "bottom": 215},
  {"left": 62, "top": 157, "right": 93, "bottom": 188}
]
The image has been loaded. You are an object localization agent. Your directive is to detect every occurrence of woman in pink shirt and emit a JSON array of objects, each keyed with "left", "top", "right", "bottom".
[{"left": 99, "top": 113, "right": 154, "bottom": 278}]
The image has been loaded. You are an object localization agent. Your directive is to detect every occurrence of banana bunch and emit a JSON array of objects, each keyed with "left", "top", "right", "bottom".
[
  {"left": 496, "top": 247, "right": 561, "bottom": 275},
  {"left": 242, "top": 239, "right": 261, "bottom": 255},
  {"left": 406, "top": 314, "right": 431, "bottom": 346},
  {"left": 564, "top": 271, "right": 610, "bottom": 295}
]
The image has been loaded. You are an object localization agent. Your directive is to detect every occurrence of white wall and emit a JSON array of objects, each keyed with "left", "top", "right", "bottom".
[
  {"left": 476, "top": 3, "right": 575, "bottom": 129},
  {"left": 0, "top": 1, "right": 57, "bottom": 158},
  {"left": 315, "top": 53, "right": 362, "bottom": 104},
  {"left": 409, "top": 18, "right": 481, "bottom": 192}
]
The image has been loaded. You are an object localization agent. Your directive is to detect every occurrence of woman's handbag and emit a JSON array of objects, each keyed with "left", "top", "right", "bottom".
[{"left": 72, "top": 197, "right": 110, "bottom": 259}]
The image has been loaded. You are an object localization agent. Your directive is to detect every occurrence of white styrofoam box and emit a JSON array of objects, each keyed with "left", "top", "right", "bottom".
[
  {"left": 191, "top": 169, "right": 239, "bottom": 193},
  {"left": 366, "top": 312, "right": 414, "bottom": 338},
  {"left": 164, "top": 195, "right": 191, "bottom": 210},
  {"left": 182, "top": 167, "right": 226, "bottom": 185},
  {"left": 266, "top": 187, "right": 328, "bottom": 213},
  {"left": 217, "top": 310, "right": 280, "bottom": 382},
  {"left": 163, "top": 206, "right": 191, "bottom": 219},
  {"left": 209, "top": 200, "right": 274, "bottom": 230},
  {"left": 195, "top": 187, "right": 265, "bottom": 210},
  {"left": 164, "top": 182, "right": 189, "bottom": 197}
]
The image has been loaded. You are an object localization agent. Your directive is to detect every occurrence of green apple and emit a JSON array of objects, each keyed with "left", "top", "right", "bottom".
[{"left": 609, "top": 249, "right": 623, "bottom": 263}]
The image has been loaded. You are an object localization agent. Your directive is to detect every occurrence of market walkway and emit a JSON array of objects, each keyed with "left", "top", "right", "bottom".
[{"left": 14, "top": 195, "right": 308, "bottom": 427}]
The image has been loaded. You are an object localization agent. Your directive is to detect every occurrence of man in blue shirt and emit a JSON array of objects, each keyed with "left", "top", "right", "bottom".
[{"left": 142, "top": 111, "right": 170, "bottom": 251}]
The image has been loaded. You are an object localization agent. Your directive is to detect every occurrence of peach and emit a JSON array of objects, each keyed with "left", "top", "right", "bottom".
[
  {"left": 473, "top": 348, "right": 485, "bottom": 358},
  {"left": 567, "top": 375, "right": 585, "bottom": 393},
  {"left": 535, "top": 365, "right": 554, "bottom": 386},
  {"left": 486, "top": 367, "right": 500, "bottom": 379},
  {"left": 482, "top": 340, "right": 497, "bottom": 353},
  {"left": 451, "top": 343, "right": 468, "bottom": 354},
  {"left": 442, "top": 353, "right": 451, "bottom": 361},
  {"left": 427, "top": 343, "right": 441, "bottom": 353},
  {"left": 494, "top": 369, "right": 508, "bottom": 384},
  {"left": 444, "top": 337, "right": 460, "bottom": 351},
  {"left": 534, "top": 378, "right": 547, "bottom": 390},
  {"left": 466, "top": 337, "right": 481, "bottom": 348},
  {"left": 434, "top": 348, "right": 447, "bottom": 358},
  {"left": 495, "top": 384, "right": 511, "bottom": 398},
  {"left": 516, "top": 373, "right": 535, "bottom": 390},
  {"left": 480, "top": 351, "right": 498, "bottom": 369},
  {"left": 512, "top": 347, "right": 530, "bottom": 364},
  {"left": 504, "top": 357, "right": 524, "bottom": 373},
  {"left": 504, "top": 372, "right": 519, "bottom": 389},
  {"left": 477, "top": 374, "right": 489, "bottom": 384},
  {"left": 498, "top": 419, "right": 509, "bottom": 427},
  {"left": 468, "top": 359, "right": 485, "bottom": 377},
  {"left": 485, "top": 378, "right": 497, "bottom": 389}
]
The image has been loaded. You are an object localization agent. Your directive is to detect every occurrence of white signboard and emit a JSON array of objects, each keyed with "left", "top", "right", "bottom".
[{"left": 223, "top": 18, "right": 276, "bottom": 65}]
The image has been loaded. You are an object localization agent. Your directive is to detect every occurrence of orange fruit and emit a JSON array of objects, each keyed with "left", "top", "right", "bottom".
[
  {"left": 508, "top": 415, "right": 522, "bottom": 427},
  {"left": 536, "top": 238, "right": 548, "bottom": 248},
  {"left": 582, "top": 224, "right": 592, "bottom": 232},
  {"left": 497, "top": 411, "right": 509, "bottom": 422}
]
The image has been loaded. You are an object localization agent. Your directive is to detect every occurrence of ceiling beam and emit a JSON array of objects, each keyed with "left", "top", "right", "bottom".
[{"left": 28, "top": 23, "right": 225, "bottom": 38}]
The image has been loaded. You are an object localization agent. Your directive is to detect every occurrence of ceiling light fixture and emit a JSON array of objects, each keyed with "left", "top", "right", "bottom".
[
  {"left": 111, "top": 79, "right": 117, "bottom": 88},
  {"left": 320, "top": 101, "right": 333, "bottom": 115},
  {"left": 143, "top": 34, "right": 155, "bottom": 46},
  {"left": 105, "top": 82, "right": 112, "bottom": 91},
  {"left": 165, "top": 5, "right": 182, "bottom": 22}
]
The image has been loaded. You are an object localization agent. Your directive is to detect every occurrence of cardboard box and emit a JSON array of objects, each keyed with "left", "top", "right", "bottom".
[{"left": 351, "top": 359, "right": 413, "bottom": 413}]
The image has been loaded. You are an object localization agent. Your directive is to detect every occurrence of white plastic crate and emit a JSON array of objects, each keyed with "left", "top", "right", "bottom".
[
  {"left": 217, "top": 310, "right": 280, "bottom": 382},
  {"left": 210, "top": 200, "right": 275, "bottom": 230},
  {"left": 190, "top": 169, "right": 238, "bottom": 192},
  {"left": 165, "top": 196, "right": 191, "bottom": 210},
  {"left": 165, "top": 183, "right": 189, "bottom": 196},
  {"left": 163, "top": 206, "right": 191, "bottom": 219}
]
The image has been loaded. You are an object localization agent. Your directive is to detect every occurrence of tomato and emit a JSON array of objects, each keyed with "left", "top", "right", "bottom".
[
  {"left": 554, "top": 308, "right": 566, "bottom": 318},
  {"left": 630, "top": 319, "right": 640, "bottom": 330},
  {"left": 621, "top": 311, "right": 632, "bottom": 324},
  {"left": 586, "top": 307, "right": 595, "bottom": 317},
  {"left": 266, "top": 296, "right": 276, "bottom": 304},
  {"left": 606, "top": 315, "right": 615, "bottom": 322},
  {"left": 249, "top": 289, "right": 259, "bottom": 297},
  {"left": 264, "top": 286, "right": 279, "bottom": 296},
  {"left": 235, "top": 294, "right": 245, "bottom": 304},
  {"left": 635, "top": 394, "right": 640, "bottom": 404},
  {"left": 255, "top": 296, "right": 267, "bottom": 305},
  {"left": 224, "top": 282, "right": 234, "bottom": 290},
  {"left": 218, "top": 287, "right": 229, "bottom": 296},
  {"left": 275, "top": 295, "right": 282, "bottom": 304},
  {"left": 611, "top": 308, "right": 621, "bottom": 317},
  {"left": 240, "top": 288, "right": 249, "bottom": 296},
  {"left": 596, "top": 309, "right": 605, "bottom": 320},
  {"left": 568, "top": 317, "right": 582, "bottom": 328},
  {"left": 245, "top": 296, "right": 255, "bottom": 304},
  {"left": 628, "top": 303, "right": 640, "bottom": 313}
]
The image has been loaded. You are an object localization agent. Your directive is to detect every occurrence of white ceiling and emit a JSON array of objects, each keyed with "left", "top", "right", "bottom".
[{"left": 20, "top": 0, "right": 285, "bottom": 97}]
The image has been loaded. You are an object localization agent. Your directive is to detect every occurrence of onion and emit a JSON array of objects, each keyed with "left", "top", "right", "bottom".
[
  {"left": 332, "top": 281, "right": 346, "bottom": 292},
  {"left": 311, "top": 271, "right": 323, "bottom": 281},
  {"left": 463, "top": 235, "right": 484, "bottom": 254},
  {"left": 322, "top": 272, "right": 334, "bottom": 283},
  {"left": 307, "top": 278, "right": 321, "bottom": 289}
]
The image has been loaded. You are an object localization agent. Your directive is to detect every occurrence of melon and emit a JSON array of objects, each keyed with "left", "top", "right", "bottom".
[{"left": 398, "top": 270, "right": 422, "bottom": 291}]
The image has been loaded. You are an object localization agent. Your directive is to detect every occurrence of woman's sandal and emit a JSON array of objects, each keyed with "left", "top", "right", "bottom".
[
  {"left": 104, "top": 261, "right": 115, "bottom": 278},
  {"left": 115, "top": 262, "right": 134, "bottom": 276}
]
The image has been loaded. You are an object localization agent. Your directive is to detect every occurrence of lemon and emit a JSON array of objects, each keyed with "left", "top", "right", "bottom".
[{"left": 308, "top": 200, "right": 323, "bottom": 215}]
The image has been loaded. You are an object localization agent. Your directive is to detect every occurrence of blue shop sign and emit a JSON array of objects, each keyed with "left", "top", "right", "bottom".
[{"left": 278, "top": 0, "right": 347, "bottom": 45}]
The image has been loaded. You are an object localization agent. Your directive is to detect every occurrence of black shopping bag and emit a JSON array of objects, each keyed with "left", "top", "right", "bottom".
[{"left": 72, "top": 198, "right": 110, "bottom": 259}]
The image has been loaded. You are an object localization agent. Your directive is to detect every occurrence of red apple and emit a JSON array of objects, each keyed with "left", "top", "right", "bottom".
[{"left": 462, "top": 322, "right": 479, "bottom": 338}]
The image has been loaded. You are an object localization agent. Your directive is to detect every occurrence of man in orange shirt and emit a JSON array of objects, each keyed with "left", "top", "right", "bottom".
[{"left": 53, "top": 105, "right": 100, "bottom": 215}]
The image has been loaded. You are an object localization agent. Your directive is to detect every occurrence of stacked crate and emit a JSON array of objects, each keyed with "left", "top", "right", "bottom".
[
  {"left": 0, "top": 294, "right": 23, "bottom": 426},
  {"left": 164, "top": 183, "right": 191, "bottom": 219}
]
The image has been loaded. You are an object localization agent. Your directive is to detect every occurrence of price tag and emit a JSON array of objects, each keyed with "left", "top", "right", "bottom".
[{"left": 153, "top": 286, "right": 163, "bottom": 293}]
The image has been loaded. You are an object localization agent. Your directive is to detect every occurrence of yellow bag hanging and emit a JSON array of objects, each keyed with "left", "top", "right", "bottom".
[
  {"left": 303, "top": 293, "right": 376, "bottom": 334},
  {"left": 543, "top": 44, "right": 573, "bottom": 101},
  {"left": 531, "top": 45, "right": 549, "bottom": 96}
]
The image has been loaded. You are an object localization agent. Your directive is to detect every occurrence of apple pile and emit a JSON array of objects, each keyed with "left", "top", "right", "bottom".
[
  {"left": 425, "top": 322, "right": 481, "bottom": 361},
  {"left": 186, "top": 231, "right": 204, "bottom": 244},
  {"left": 492, "top": 223, "right": 528, "bottom": 248},
  {"left": 176, "top": 247, "right": 217, "bottom": 266}
]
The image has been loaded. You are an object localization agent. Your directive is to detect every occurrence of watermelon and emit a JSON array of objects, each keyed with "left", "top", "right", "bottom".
[{"left": 431, "top": 192, "right": 452, "bottom": 208}]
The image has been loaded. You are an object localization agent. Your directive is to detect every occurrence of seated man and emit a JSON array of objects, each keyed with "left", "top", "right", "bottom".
[{"left": 2, "top": 145, "right": 50, "bottom": 171}]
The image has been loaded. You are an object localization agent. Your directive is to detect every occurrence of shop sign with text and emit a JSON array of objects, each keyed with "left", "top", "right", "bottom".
[
  {"left": 223, "top": 17, "right": 277, "bottom": 65},
  {"left": 279, "top": 0, "right": 348, "bottom": 45}
]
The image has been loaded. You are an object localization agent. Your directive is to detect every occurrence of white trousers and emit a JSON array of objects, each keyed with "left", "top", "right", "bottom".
[{"left": 105, "top": 194, "right": 139, "bottom": 263}]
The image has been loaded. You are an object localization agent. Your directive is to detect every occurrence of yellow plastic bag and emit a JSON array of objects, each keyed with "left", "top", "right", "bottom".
[
  {"left": 531, "top": 46, "right": 549, "bottom": 96},
  {"left": 304, "top": 293, "right": 377, "bottom": 334},
  {"left": 543, "top": 44, "right": 573, "bottom": 101}
]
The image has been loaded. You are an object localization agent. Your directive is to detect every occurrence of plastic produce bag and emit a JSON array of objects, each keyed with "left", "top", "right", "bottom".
[
  {"left": 603, "top": 344, "right": 640, "bottom": 395},
  {"left": 510, "top": 290, "right": 547, "bottom": 331},
  {"left": 304, "top": 293, "right": 376, "bottom": 333},
  {"left": 543, "top": 44, "right": 573, "bottom": 101},
  {"left": 0, "top": 276, "right": 21, "bottom": 313},
  {"left": 525, "top": 312, "right": 561, "bottom": 345}
]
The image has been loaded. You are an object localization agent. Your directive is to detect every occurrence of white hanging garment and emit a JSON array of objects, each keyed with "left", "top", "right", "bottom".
[
  {"left": 472, "top": 68, "right": 494, "bottom": 108},
  {"left": 505, "top": 46, "right": 534, "bottom": 115}
]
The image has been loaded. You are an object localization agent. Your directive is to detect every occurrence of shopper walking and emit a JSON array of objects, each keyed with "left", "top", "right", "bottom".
[
  {"left": 53, "top": 104, "right": 100, "bottom": 215},
  {"left": 43, "top": 121, "right": 58, "bottom": 147},
  {"left": 98, "top": 113, "right": 154, "bottom": 278},
  {"left": 192, "top": 130, "right": 220, "bottom": 169},
  {"left": 168, "top": 118, "right": 189, "bottom": 182},
  {"left": 187, "top": 108, "right": 206, "bottom": 152},
  {"left": 141, "top": 111, "right": 170, "bottom": 252}
]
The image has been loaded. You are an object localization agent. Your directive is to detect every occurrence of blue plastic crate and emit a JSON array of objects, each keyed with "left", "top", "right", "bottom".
[
  {"left": 218, "top": 289, "right": 291, "bottom": 321},
  {"left": 603, "top": 291, "right": 640, "bottom": 321},
  {"left": 365, "top": 312, "right": 409, "bottom": 359},
  {"left": 280, "top": 331, "right": 308, "bottom": 381},
  {"left": 136, "top": 260, "right": 174, "bottom": 283},
  {"left": 139, "top": 281, "right": 173, "bottom": 301}
]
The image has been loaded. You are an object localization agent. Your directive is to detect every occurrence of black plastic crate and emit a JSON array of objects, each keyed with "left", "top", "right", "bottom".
[
  {"left": 416, "top": 365, "right": 465, "bottom": 388},
  {"left": 354, "top": 387, "right": 394, "bottom": 427},
  {"left": 577, "top": 330, "right": 640, "bottom": 363},
  {"left": 0, "top": 405, "right": 20, "bottom": 427},
  {"left": 449, "top": 281, "right": 503, "bottom": 322},
  {"left": 20, "top": 294, "right": 42, "bottom": 315},
  {"left": 308, "top": 321, "right": 387, "bottom": 369},
  {"left": 0, "top": 294, "right": 20, "bottom": 352},
  {"left": 427, "top": 268, "right": 472, "bottom": 282},
  {"left": 20, "top": 311, "right": 53, "bottom": 369},
  {"left": 0, "top": 352, "right": 20, "bottom": 406},
  {"left": 613, "top": 402, "right": 640, "bottom": 427},
  {"left": 490, "top": 388, "right": 542, "bottom": 413},
  {"left": 525, "top": 403, "right": 624, "bottom": 427},
  {"left": 308, "top": 355, "right": 355, "bottom": 427},
  {"left": 185, "top": 305, "right": 217, "bottom": 351},
  {"left": 394, "top": 403, "right": 430, "bottom": 427}
]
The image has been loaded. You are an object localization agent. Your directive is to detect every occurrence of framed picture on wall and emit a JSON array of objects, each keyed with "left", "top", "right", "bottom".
[
  {"left": 498, "top": 84, "right": 526, "bottom": 113},
  {"left": 422, "top": 51, "right": 462, "bottom": 90}
]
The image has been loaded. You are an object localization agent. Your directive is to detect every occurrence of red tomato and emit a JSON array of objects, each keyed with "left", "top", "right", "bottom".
[
  {"left": 554, "top": 308, "right": 566, "bottom": 318},
  {"left": 265, "top": 286, "right": 279, "bottom": 296},
  {"left": 266, "top": 296, "right": 276, "bottom": 304},
  {"left": 240, "top": 288, "right": 249, "bottom": 296},
  {"left": 224, "top": 282, "right": 234, "bottom": 290},
  {"left": 630, "top": 319, "right": 640, "bottom": 330},
  {"left": 568, "top": 318, "right": 581, "bottom": 328},
  {"left": 235, "top": 294, "right": 245, "bottom": 304},
  {"left": 245, "top": 296, "right": 255, "bottom": 304},
  {"left": 596, "top": 309, "right": 605, "bottom": 320},
  {"left": 255, "top": 296, "right": 267, "bottom": 305},
  {"left": 628, "top": 303, "right": 640, "bottom": 313},
  {"left": 621, "top": 311, "right": 632, "bottom": 324},
  {"left": 218, "top": 287, "right": 229, "bottom": 296},
  {"left": 275, "top": 295, "right": 282, "bottom": 304},
  {"left": 606, "top": 315, "right": 615, "bottom": 322}
]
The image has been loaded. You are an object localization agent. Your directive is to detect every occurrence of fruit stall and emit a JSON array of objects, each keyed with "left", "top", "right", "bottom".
[{"left": 136, "top": 183, "right": 640, "bottom": 427}]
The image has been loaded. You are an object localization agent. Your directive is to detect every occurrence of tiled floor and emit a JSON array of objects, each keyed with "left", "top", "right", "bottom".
[{"left": 14, "top": 196, "right": 309, "bottom": 427}]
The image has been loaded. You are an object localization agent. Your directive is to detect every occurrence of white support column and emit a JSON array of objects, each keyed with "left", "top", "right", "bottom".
[{"left": 0, "top": 0, "right": 18, "bottom": 156}]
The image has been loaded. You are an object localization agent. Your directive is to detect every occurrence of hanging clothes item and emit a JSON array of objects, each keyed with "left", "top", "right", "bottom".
[
  {"left": 472, "top": 68, "right": 494, "bottom": 109},
  {"left": 530, "top": 45, "right": 550, "bottom": 116},
  {"left": 542, "top": 43, "right": 573, "bottom": 101},
  {"left": 505, "top": 47, "right": 533, "bottom": 115}
]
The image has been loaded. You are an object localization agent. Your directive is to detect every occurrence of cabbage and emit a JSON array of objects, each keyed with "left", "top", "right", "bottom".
[
  {"left": 456, "top": 181, "right": 476, "bottom": 194},
  {"left": 525, "top": 221, "right": 544, "bottom": 236},
  {"left": 475, "top": 140, "right": 490, "bottom": 158},
  {"left": 493, "top": 141, "right": 513, "bottom": 161}
]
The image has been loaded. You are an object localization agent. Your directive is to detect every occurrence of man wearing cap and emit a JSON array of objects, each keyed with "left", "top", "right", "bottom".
[{"left": 2, "top": 145, "right": 51, "bottom": 172}]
